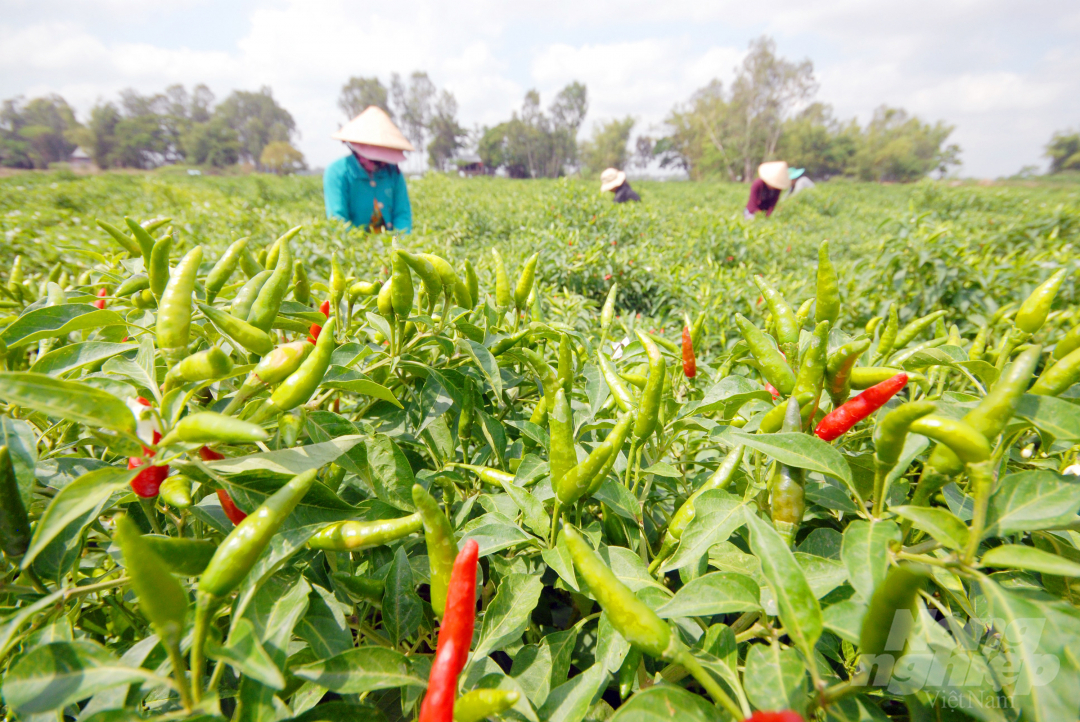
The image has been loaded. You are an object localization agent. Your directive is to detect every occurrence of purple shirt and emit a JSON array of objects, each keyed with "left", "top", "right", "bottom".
[{"left": 746, "top": 178, "right": 781, "bottom": 216}]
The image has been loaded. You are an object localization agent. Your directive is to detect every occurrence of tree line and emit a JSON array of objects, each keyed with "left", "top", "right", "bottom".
[{"left": 0, "top": 85, "right": 303, "bottom": 172}]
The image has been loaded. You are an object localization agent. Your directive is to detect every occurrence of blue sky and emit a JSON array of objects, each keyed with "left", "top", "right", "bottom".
[{"left": 3, "top": 0, "right": 1078, "bottom": 177}]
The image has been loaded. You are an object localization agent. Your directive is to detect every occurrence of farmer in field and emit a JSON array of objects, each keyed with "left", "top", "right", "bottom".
[
  {"left": 744, "top": 160, "right": 790, "bottom": 219},
  {"left": 324, "top": 106, "right": 414, "bottom": 233},
  {"left": 600, "top": 167, "right": 640, "bottom": 203},
  {"left": 788, "top": 167, "right": 815, "bottom": 196}
]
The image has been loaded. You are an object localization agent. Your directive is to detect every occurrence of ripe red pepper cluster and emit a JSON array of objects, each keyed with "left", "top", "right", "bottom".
[
  {"left": 93, "top": 287, "right": 108, "bottom": 310},
  {"left": 815, "top": 373, "right": 908, "bottom": 441},
  {"left": 127, "top": 397, "right": 168, "bottom": 497},
  {"left": 309, "top": 299, "right": 331, "bottom": 344}
]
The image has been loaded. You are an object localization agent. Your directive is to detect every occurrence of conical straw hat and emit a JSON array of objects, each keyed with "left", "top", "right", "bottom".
[
  {"left": 332, "top": 106, "right": 414, "bottom": 151},
  {"left": 758, "top": 161, "right": 791, "bottom": 190}
]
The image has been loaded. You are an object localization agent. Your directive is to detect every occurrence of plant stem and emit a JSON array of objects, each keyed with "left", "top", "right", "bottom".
[
  {"left": 190, "top": 592, "right": 218, "bottom": 703},
  {"left": 164, "top": 639, "right": 194, "bottom": 710},
  {"left": 675, "top": 649, "right": 745, "bottom": 720}
]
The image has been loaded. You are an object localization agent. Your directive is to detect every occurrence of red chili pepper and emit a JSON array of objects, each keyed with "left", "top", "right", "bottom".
[
  {"left": 128, "top": 429, "right": 167, "bottom": 497},
  {"left": 682, "top": 325, "right": 696, "bottom": 378},
  {"left": 815, "top": 373, "right": 908, "bottom": 442},
  {"left": 199, "top": 445, "right": 225, "bottom": 461},
  {"left": 217, "top": 489, "right": 247, "bottom": 524},
  {"left": 418, "top": 538, "right": 479, "bottom": 722},
  {"left": 765, "top": 382, "right": 779, "bottom": 400},
  {"left": 93, "top": 287, "right": 107, "bottom": 310},
  {"left": 745, "top": 712, "right": 804, "bottom": 722},
  {"left": 136, "top": 396, "right": 152, "bottom": 407},
  {"left": 320, "top": 300, "right": 330, "bottom": 318},
  {"left": 310, "top": 322, "right": 322, "bottom": 342}
]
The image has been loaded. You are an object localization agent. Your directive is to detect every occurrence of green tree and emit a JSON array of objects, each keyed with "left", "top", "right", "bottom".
[
  {"left": 213, "top": 87, "right": 296, "bottom": 168},
  {"left": 660, "top": 80, "right": 741, "bottom": 180},
  {"left": 1046, "top": 130, "right": 1080, "bottom": 173},
  {"left": 851, "top": 106, "right": 960, "bottom": 181},
  {"left": 339, "top": 77, "right": 391, "bottom": 119},
  {"left": 477, "top": 83, "right": 588, "bottom": 178},
  {"left": 182, "top": 117, "right": 241, "bottom": 167},
  {"left": 259, "top": 141, "right": 305, "bottom": 174},
  {"left": 579, "top": 116, "right": 635, "bottom": 176},
  {"left": 83, "top": 103, "right": 122, "bottom": 168},
  {"left": 775, "top": 103, "right": 859, "bottom": 178},
  {"left": 2, "top": 95, "right": 81, "bottom": 168},
  {"left": 427, "top": 91, "right": 466, "bottom": 171}
]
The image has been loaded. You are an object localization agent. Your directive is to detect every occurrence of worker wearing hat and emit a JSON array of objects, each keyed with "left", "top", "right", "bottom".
[
  {"left": 744, "top": 160, "right": 790, "bottom": 219},
  {"left": 324, "top": 106, "right": 414, "bottom": 233},
  {"left": 600, "top": 167, "right": 640, "bottom": 203}
]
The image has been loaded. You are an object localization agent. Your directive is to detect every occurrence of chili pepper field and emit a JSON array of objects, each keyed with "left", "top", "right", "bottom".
[{"left": 2, "top": 172, "right": 1080, "bottom": 722}]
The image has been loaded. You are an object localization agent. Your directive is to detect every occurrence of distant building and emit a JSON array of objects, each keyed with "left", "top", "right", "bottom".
[
  {"left": 454, "top": 152, "right": 485, "bottom": 177},
  {"left": 69, "top": 147, "right": 94, "bottom": 170}
]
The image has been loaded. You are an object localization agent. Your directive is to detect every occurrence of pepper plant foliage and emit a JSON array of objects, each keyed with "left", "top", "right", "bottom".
[{"left": 2, "top": 178, "right": 1080, "bottom": 722}]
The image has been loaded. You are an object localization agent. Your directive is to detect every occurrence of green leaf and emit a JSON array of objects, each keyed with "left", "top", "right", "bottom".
[
  {"left": 655, "top": 572, "right": 761, "bottom": 618},
  {"left": 460, "top": 338, "right": 503, "bottom": 399},
  {"left": 321, "top": 367, "right": 402, "bottom": 408},
  {"left": 0, "top": 416, "right": 37, "bottom": 505},
  {"left": 892, "top": 506, "right": 970, "bottom": 551},
  {"left": 474, "top": 573, "right": 545, "bottom": 658},
  {"left": 841, "top": 519, "right": 901, "bottom": 602},
  {"left": 208, "top": 618, "right": 285, "bottom": 690},
  {"left": 382, "top": 547, "right": 422, "bottom": 645},
  {"left": 985, "top": 470, "right": 1080, "bottom": 537},
  {"left": 661, "top": 490, "right": 746, "bottom": 573},
  {"left": 0, "top": 304, "right": 124, "bottom": 347},
  {"left": 29, "top": 342, "right": 134, "bottom": 376},
  {"left": 1016, "top": 393, "right": 1080, "bottom": 441},
  {"left": 981, "top": 544, "right": 1080, "bottom": 576},
  {"left": 591, "top": 478, "right": 640, "bottom": 522},
  {"left": 822, "top": 600, "right": 866, "bottom": 644},
  {"left": 727, "top": 428, "right": 853, "bottom": 486},
  {"left": 541, "top": 530, "right": 579, "bottom": 591},
  {"left": 610, "top": 684, "right": 718, "bottom": 722},
  {"left": 207, "top": 435, "right": 365, "bottom": 475},
  {"left": 293, "top": 647, "right": 425, "bottom": 693},
  {"left": 742, "top": 642, "right": 807, "bottom": 716},
  {"left": 295, "top": 584, "right": 353, "bottom": 660},
  {"left": 0, "top": 640, "right": 161, "bottom": 714},
  {"left": 536, "top": 663, "right": 608, "bottom": 722},
  {"left": 460, "top": 512, "right": 532, "bottom": 557},
  {"left": 502, "top": 481, "right": 549, "bottom": 538},
  {"left": 364, "top": 434, "right": 416, "bottom": 511},
  {"left": 23, "top": 466, "right": 134, "bottom": 569},
  {"left": 0, "top": 372, "right": 136, "bottom": 433},
  {"left": 745, "top": 510, "right": 823, "bottom": 659}
]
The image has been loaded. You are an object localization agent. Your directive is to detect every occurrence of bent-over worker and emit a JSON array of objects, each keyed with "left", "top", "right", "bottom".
[
  {"left": 744, "top": 161, "right": 790, "bottom": 219},
  {"left": 324, "top": 106, "right": 413, "bottom": 233},
  {"left": 600, "top": 168, "right": 640, "bottom": 203}
]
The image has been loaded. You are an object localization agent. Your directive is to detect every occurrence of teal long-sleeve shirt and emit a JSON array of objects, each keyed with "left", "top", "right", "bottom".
[{"left": 323, "top": 154, "right": 412, "bottom": 233}]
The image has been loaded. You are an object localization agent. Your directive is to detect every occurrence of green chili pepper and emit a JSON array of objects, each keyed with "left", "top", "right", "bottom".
[
  {"left": 205, "top": 238, "right": 247, "bottom": 304},
  {"left": 453, "top": 689, "right": 520, "bottom": 722},
  {"left": 159, "top": 474, "right": 193, "bottom": 509},
  {"left": 557, "top": 333, "right": 574, "bottom": 396},
  {"left": 264, "top": 238, "right": 281, "bottom": 270},
  {"left": 734, "top": 313, "right": 795, "bottom": 395},
  {"left": 292, "top": 260, "right": 311, "bottom": 305},
  {"left": 912, "top": 415, "right": 992, "bottom": 466},
  {"left": 826, "top": 338, "right": 871, "bottom": 406},
  {"left": 222, "top": 340, "right": 312, "bottom": 415},
  {"left": 893, "top": 310, "right": 947, "bottom": 350},
  {"left": 549, "top": 388, "right": 576, "bottom": 490},
  {"left": 276, "top": 409, "right": 303, "bottom": 448},
  {"left": 599, "top": 353, "right": 634, "bottom": 412},
  {"left": 156, "top": 246, "right": 203, "bottom": 354},
  {"left": 618, "top": 648, "right": 642, "bottom": 700},
  {"left": 116, "top": 274, "right": 150, "bottom": 298},
  {"left": 489, "top": 325, "right": 533, "bottom": 356},
  {"left": 239, "top": 244, "right": 263, "bottom": 278},
  {"left": 390, "top": 251, "right": 414, "bottom": 318},
  {"left": 528, "top": 395, "right": 547, "bottom": 426},
  {"left": 520, "top": 347, "right": 560, "bottom": 410},
  {"left": 413, "top": 485, "right": 458, "bottom": 619},
  {"left": 1031, "top": 346, "right": 1080, "bottom": 396},
  {"left": 148, "top": 234, "right": 173, "bottom": 300},
  {"left": 858, "top": 564, "right": 929, "bottom": 677},
  {"left": 259, "top": 317, "right": 337, "bottom": 418},
  {"left": 0, "top": 446, "right": 30, "bottom": 560},
  {"left": 247, "top": 232, "right": 294, "bottom": 332},
  {"left": 590, "top": 412, "right": 635, "bottom": 496},
  {"left": 332, "top": 572, "right": 385, "bottom": 604},
  {"left": 969, "top": 326, "right": 989, "bottom": 361},
  {"left": 124, "top": 217, "right": 157, "bottom": 261},
  {"left": 889, "top": 337, "right": 947, "bottom": 367},
  {"left": 601, "top": 284, "right": 618, "bottom": 337},
  {"left": 400, "top": 251, "right": 441, "bottom": 312},
  {"left": 377, "top": 276, "right": 396, "bottom": 321},
  {"left": 816, "top": 240, "right": 841, "bottom": 326},
  {"left": 230, "top": 270, "right": 272, "bottom": 320},
  {"left": 464, "top": 259, "right": 479, "bottom": 310},
  {"left": 758, "top": 391, "right": 815, "bottom": 434},
  {"left": 514, "top": 252, "right": 539, "bottom": 311},
  {"left": 114, "top": 515, "right": 192, "bottom": 707},
  {"left": 633, "top": 330, "right": 666, "bottom": 442},
  {"left": 1015, "top": 268, "right": 1067, "bottom": 334},
  {"left": 1053, "top": 324, "right": 1080, "bottom": 361},
  {"left": 556, "top": 439, "right": 613, "bottom": 506},
  {"left": 851, "top": 366, "right": 909, "bottom": 389},
  {"left": 491, "top": 247, "right": 512, "bottom": 307},
  {"left": 142, "top": 534, "right": 216, "bottom": 577},
  {"left": 925, "top": 345, "right": 1040, "bottom": 476},
  {"left": 159, "top": 411, "right": 268, "bottom": 447},
  {"left": 793, "top": 320, "right": 830, "bottom": 398},
  {"left": 198, "top": 303, "right": 274, "bottom": 356},
  {"left": 329, "top": 252, "right": 346, "bottom": 313},
  {"left": 307, "top": 512, "right": 422, "bottom": 551},
  {"left": 794, "top": 298, "right": 813, "bottom": 331},
  {"left": 350, "top": 280, "right": 381, "bottom": 301},
  {"left": 770, "top": 397, "right": 806, "bottom": 546},
  {"left": 871, "top": 401, "right": 936, "bottom": 517},
  {"left": 163, "top": 346, "right": 234, "bottom": 390},
  {"left": 649, "top": 444, "right": 744, "bottom": 573},
  {"left": 97, "top": 219, "right": 142, "bottom": 256},
  {"left": 453, "top": 463, "right": 517, "bottom": 487},
  {"left": 754, "top": 274, "right": 799, "bottom": 359}
]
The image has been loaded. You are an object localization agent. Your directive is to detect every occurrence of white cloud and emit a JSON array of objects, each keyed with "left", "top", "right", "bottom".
[{"left": 1, "top": 0, "right": 1077, "bottom": 176}]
